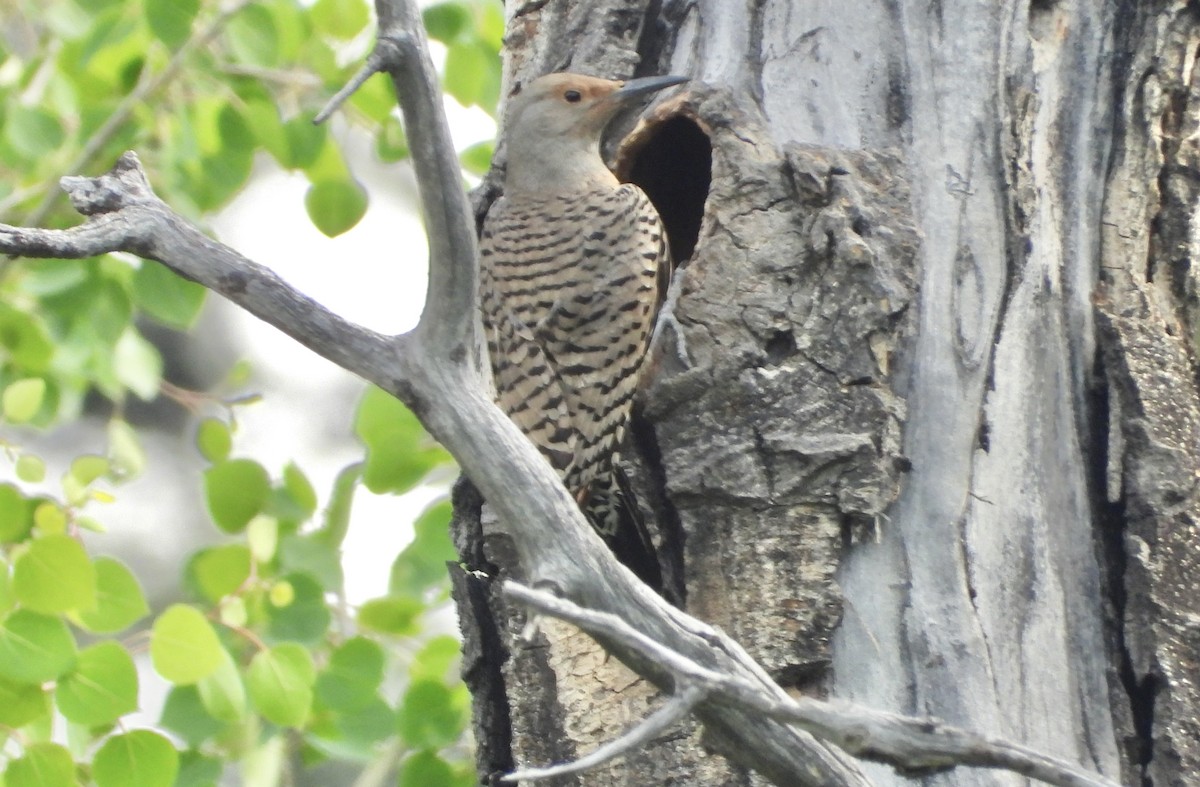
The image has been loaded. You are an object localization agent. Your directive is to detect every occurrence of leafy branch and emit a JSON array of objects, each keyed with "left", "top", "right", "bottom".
[{"left": 20, "top": 0, "right": 257, "bottom": 229}]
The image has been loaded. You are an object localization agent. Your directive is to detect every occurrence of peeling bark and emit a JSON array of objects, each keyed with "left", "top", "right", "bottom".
[{"left": 1098, "top": 3, "right": 1200, "bottom": 784}]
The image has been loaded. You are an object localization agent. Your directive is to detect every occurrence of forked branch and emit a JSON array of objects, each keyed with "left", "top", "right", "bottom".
[{"left": 504, "top": 583, "right": 1122, "bottom": 787}]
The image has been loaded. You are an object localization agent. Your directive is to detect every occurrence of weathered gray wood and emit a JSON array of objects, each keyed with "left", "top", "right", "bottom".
[
  {"left": 786, "top": 3, "right": 1123, "bottom": 785},
  {"left": 459, "top": 0, "right": 1200, "bottom": 785},
  {"left": 4, "top": 0, "right": 1194, "bottom": 784}
]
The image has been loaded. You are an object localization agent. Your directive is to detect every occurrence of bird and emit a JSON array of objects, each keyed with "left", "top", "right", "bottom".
[{"left": 478, "top": 72, "right": 687, "bottom": 588}]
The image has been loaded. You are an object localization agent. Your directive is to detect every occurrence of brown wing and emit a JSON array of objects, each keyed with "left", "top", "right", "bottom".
[
  {"left": 479, "top": 184, "right": 667, "bottom": 495},
  {"left": 479, "top": 196, "right": 577, "bottom": 473}
]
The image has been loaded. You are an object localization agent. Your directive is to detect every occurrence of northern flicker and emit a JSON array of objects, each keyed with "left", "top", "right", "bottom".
[{"left": 479, "top": 73, "right": 686, "bottom": 587}]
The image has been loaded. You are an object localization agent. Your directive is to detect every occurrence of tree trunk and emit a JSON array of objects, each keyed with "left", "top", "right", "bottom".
[{"left": 454, "top": 1, "right": 1200, "bottom": 785}]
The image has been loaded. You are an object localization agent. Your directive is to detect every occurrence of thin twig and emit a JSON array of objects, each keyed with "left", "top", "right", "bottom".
[
  {"left": 504, "top": 685, "right": 704, "bottom": 782},
  {"left": 314, "top": 51, "right": 386, "bottom": 124}
]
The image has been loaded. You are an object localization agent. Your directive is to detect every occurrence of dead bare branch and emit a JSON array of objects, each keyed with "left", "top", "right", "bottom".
[
  {"left": 504, "top": 582, "right": 1124, "bottom": 787},
  {"left": 503, "top": 684, "right": 704, "bottom": 782},
  {"left": 0, "top": 152, "right": 394, "bottom": 383}
]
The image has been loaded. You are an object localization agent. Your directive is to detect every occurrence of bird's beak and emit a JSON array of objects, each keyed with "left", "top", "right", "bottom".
[{"left": 611, "top": 75, "right": 689, "bottom": 104}]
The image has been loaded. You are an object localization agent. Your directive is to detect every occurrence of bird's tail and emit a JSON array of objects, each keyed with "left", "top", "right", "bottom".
[{"left": 584, "top": 465, "right": 663, "bottom": 591}]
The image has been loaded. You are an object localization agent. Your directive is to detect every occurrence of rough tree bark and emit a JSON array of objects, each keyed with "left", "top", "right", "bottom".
[
  {"left": 0, "top": 0, "right": 1189, "bottom": 784},
  {"left": 454, "top": 1, "right": 1199, "bottom": 785}
]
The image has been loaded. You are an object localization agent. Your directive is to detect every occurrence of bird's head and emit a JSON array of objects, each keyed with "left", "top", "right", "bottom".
[
  {"left": 502, "top": 72, "right": 687, "bottom": 194},
  {"left": 507, "top": 73, "right": 687, "bottom": 140}
]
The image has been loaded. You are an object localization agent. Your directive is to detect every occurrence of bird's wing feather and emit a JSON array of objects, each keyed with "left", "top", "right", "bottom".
[
  {"left": 536, "top": 185, "right": 665, "bottom": 491},
  {"left": 480, "top": 185, "right": 666, "bottom": 492},
  {"left": 479, "top": 198, "right": 580, "bottom": 472}
]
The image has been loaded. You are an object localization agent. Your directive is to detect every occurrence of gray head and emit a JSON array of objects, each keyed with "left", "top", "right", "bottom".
[{"left": 502, "top": 72, "right": 687, "bottom": 195}]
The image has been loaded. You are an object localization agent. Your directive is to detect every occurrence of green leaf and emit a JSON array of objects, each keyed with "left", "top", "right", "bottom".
[
  {"left": 262, "top": 0, "right": 306, "bottom": 62},
  {"left": 349, "top": 71, "right": 398, "bottom": 125},
  {"left": 310, "top": 0, "right": 369, "bottom": 39},
  {"left": 195, "top": 648, "right": 247, "bottom": 723},
  {"left": 410, "top": 635, "right": 462, "bottom": 683},
  {"left": 422, "top": 2, "right": 469, "bottom": 42},
  {"left": 218, "top": 103, "right": 255, "bottom": 151},
  {"left": 282, "top": 117, "right": 325, "bottom": 169},
  {"left": 278, "top": 534, "right": 342, "bottom": 591},
  {"left": 174, "top": 751, "right": 222, "bottom": 787},
  {"left": 189, "top": 544, "right": 252, "bottom": 602},
  {"left": 3, "top": 378, "right": 46, "bottom": 423},
  {"left": 0, "top": 303, "right": 55, "bottom": 372},
  {"left": 144, "top": 0, "right": 199, "bottom": 49},
  {"left": 355, "top": 386, "right": 452, "bottom": 494},
  {"left": 15, "top": 453, "right": 46, "bottom": 483},
  {"left": 22, "top": 265, "right": 87, "bottom": 297},
  {"left": 0, "top": 557, "right": 11, "bottom": 615},
  {"left": 5, "top": 105, "right": 65, "bottom": 160},
  {"left": 375, "top": 115, "right": 409, "bottom": 162},
  {"left": 397, "top": 680, "right": 469, "bottom": 749},
  {"left": 0, "top": 677, "right": 49, "bottom": 728},
  {"left": 12, "top": 533, "right": 97, "bottom": 614},
  {"left": 56, "top": 641, "right": 138, "bottom": 726},
  {"left": 476, "top": 0, "right": 505, "bottom": 50},
  {"left": 160, "top": 686, "right": 223, "bottom": 747},
  {"left": 398, "top": 750, "right": 464, "bottom": 787},
  {"left": 107, "top": 418, "right": 147, "bottom": 479},
  {"left": 114, "top": 328, "right": 163, "bottom": 400},
  {"left": 33, "top": 502, "right": 67, "bottom": 535},
  {"left": 329, "top": 695, "right": 396, "bottom": 754},
  {"left": 356, "top": 595, "right": 423, "bottom": 635},
  {"left": 265, "top": 573, "right": 330, "bottom": 644},
  {"left": 444, "top": 39, "right": 500, "bottom": 113},
  {"left": 204, "top": 458, "right": 270, "bottom": 533},
  {"left": 73, "top": 557, "right": 150, "bottom": 633},
  {"left": 0, "top": 484, "right": 32, "bottom": 542},
  {"left": 93, "top": 730, "right": 179, "bottom": 787},
  {"left": 132, "top": 262, "right": 206, "bottom": 329},
  {"left": 246, "top": 514, "right": 278, "bottom": 563},
  {"left": 304, "top": 177, "right": 368, "bottom": 237},
  {"left": 247, "top": 643, "right": 315, "bottom": 727},
  {"left": 195, "top": 418, "right": 232, "bottom": 463},
  {"left": 70, "top": 454, "right": 109, "bottom": 486},
  {"left": 150, "top": 604, "right": 223, "bottom": 685},
  {"left": 62, "top": 274, "right": 132, "bottom": 347},
  {"left": 224, "top": 3, "right": 279, "bottom": 67},
  {"left": 459, "top": 139, "right": 494, "bottom": 176},
  {"left": 0, "top": 609, "right": 77, "bottom": 684},
  {"left": 315, "top": 462, "right": 360, "bottom": 549},
  {"left": 4, "top": 742, "right": 75, "bottom": 787},
  {"left": 198, "top": 147, "right": 255, "bottom": 211},
  {"left": 282, "top": 463, "right": 317, "bottom": 518},
  {"left": 389, "top": 499, "right": 455, "bottom": 596},
  {"left": 242, "top": 98, "right": 287, "bottom": 163},
  {"left": 266, "top": 581, "right": 293, "bottom": 608},
  {"left": 315, "top": 636, "right": 384, "bottom": 713}
]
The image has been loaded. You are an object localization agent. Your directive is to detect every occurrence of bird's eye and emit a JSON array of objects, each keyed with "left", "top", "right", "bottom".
[{"left": 564, "top": 89, "right": 582, "bottom": 103}]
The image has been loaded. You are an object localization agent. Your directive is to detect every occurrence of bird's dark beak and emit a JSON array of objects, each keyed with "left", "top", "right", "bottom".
[{"left": 612, "top": 75, "right": 689, "bottom": 104}]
